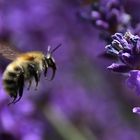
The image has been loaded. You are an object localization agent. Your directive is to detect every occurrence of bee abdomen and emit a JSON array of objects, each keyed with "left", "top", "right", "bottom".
[
  {"left": 8, "top": 72, "right": 17, "bottom": 78},
  {"left": 3, "top": 79, "right": 15, "bottom": 84},
  {"left": 3, "top": 78, "right": 17, "bottom": 89},
  {"left": 3, "top": 71, "right": 18, "bottom": 96}
]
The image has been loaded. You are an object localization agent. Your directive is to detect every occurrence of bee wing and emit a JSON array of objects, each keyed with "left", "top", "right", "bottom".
[{"left": 0, "top": 41, "right": 22, "bottom": 61}]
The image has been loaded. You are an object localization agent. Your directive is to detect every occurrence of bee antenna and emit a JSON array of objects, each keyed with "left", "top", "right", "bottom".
[
  {"left": 47, "top": 45, "right": 51, "bottom": 53},
  {"left": 50, "top": 44, "right": 61, "bottom": 54}
]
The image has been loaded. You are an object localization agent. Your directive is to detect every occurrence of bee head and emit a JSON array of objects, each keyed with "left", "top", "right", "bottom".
[{"left": 45, "top": 44, "right": 61, "bottom": 80}]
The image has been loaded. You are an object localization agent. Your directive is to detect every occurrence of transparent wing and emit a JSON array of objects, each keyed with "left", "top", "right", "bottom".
[{"left": 0, "top": 41, "right": 22, "bottom": 61}]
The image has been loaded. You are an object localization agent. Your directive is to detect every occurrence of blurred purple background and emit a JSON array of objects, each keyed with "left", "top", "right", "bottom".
[{"left": 1, "top": 0, "right": 140, "bottom": 140}]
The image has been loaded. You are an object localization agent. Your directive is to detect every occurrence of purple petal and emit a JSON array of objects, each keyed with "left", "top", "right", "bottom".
[
  {"left": 105, "top": 44, "right": 119, "bottom": 55},
  {"left": 132, "top": 107, "right": 140, "bottom": 114},
  {"left": 111, "top": 39, "right": 123, "bottom": 50},
  {"left": 119, "top": 52, "right": 134, "bottom": 66},
  {"left": 107, "top": 63, "right": 131, "bottom": 73},
  {"left": 127, "top": 70, "right": 140, "bottom": 95},
  {"left": 96, "top": 20, "right": 109, "bottom": 29},
  {"left": 91, "top": 11, "right": 101, "bottom": 19},
  {"left": 112, "top": 33, "right": 129, "bottom": 49},
  {"left": 132, "top": 39, "right": 140, "bottom": 54},
  {"left": 112, "top": 33, "right": 123, "bottom": 40}
]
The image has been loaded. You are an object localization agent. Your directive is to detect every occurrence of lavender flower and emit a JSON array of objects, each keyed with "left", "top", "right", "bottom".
[
  {"left": 106, "top": 31, "right": 140, "bottom": 95},
  {"left": 79, "top": 0, "right": 131, "bottom": 42},
  {"left": 106, "top": 32, "right": 140, "bottom": 71}
]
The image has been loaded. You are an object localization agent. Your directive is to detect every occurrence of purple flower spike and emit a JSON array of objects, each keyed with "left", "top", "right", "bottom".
[
  {"left": 106, "top": 31, "right": 140, "bottom": 71},
  {"left": 107, "top": 63, "right": 131, "bottom": 73},
  {"left": 119, "top": 52, "right": 134, "bottom": 66},
  {"left": 106, "top": 32, "right": 140, "bottom": 95},
  {"left": 133, "top": 107, "right": 140, "bottom": 114}
]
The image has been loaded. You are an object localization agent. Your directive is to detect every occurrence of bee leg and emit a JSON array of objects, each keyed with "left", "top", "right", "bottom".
[
  {"left": 8, "top": 94, "right": 17, "bottom": 105},
  {"left": 43, "top": 60, "right": 48, "bottom": 77},
  {"left": 17, "top": 72, "right": 25, "bottom": 102},
  {"left": 34, "top": 71, "right": 41, "bottom": 90},
  {"left": 44, "top": 65, "right": 48, "bottom": 77},
  {"left": 47, "top": 57, "right": 57, "bottom": 80},
  {"left": 13, "top": 71, "right": 25, "bottom": 104},
  {"left": 27, "top": 79, "right": 32, "bottom": 90},
  {"left": 45, "top": 61, "right": 56, "bottom": 81},
  {"left": 48, "top": 64, "right": 56, "bottom": 80},
  {"left": 28, "top": 64, "right": 40, "bottom": 90},
  {"left": 43, "top": 59, "right": 50, "bottom": 80}
]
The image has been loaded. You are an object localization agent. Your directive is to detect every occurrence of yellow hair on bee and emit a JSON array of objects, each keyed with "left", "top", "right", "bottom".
[{"left": 15, "top": 52, "right": 45, "bottom": 78}]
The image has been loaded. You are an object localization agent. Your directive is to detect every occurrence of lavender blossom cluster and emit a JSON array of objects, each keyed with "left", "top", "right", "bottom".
[
  {"left": 79, "top": 0, "right": 131, "bottom": 42},
  {"left": 106, "top": 31, "right": 140, "bottom": 114},
  {"left": 80, "top": 0, "right": 140, "bottom": 115}
]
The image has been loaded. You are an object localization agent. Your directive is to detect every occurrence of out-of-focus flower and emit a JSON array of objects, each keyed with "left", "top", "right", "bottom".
[
  {"left": 0, "top": 97, "right": 45, "bottom": 140},
  {"left": 133, "top": 107, "right": 140, "bottom": 115},
  {"left": 0, "top": 70, "right": 45, "bottom": 140},
  {"left": 106, "top": 31, "right": 140, "bottom": 95},
  {"left": 79, "top": 0, "right": 131, "bottom": 42},
  {"left": 48, "top": 74, "right": 140, "bottom": 139}
]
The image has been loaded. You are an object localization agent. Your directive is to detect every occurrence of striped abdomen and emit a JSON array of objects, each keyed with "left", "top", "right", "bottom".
[{"left": 3, "top": 67, "right": 20, "bottom": 98}]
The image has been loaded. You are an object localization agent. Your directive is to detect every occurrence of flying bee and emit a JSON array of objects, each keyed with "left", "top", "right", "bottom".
[{"left": 1, "top": 41, "right": 61, "bottom": 105}]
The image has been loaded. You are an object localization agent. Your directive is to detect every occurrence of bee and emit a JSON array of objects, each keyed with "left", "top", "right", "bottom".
[{"left": 0, "top": 41, "right": 60, "bottom": 105}]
